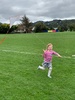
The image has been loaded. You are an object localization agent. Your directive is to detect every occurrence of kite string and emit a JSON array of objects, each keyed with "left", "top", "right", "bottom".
[
  {"left": 33, "top": 33, "right": 46, "bottom": 46},
  {"left": 0, "top": 27, "right": 10, "bottom": 44}
]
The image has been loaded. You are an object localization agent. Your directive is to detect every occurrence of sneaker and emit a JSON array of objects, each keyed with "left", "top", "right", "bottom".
[{"left": 48, "top": 75, "right": 52, "bottom": 78}]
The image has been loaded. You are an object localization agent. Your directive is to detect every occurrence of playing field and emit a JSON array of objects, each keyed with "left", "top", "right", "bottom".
[{"left": 0, "top": 32, "right": 75, "bottom": 100}]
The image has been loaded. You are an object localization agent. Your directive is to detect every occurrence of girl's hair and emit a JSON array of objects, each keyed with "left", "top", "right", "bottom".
[{"left": 46, "top": 43, "right": 53, "bottom": 49}]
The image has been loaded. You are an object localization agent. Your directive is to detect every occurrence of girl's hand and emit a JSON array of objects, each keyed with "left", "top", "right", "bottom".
[
  {"left": 58, "top": 55, "right": 62, "bottom": 58},
  {"left": 43, "top": 49, "right": 45, "bottom": 52}
]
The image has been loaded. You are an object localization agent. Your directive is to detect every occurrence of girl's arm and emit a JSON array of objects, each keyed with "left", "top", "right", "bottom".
[
  {"left": 53, "top": 51, "right": 62, "bottom": 58},
  {"left": 57, "top": 53, "right": 62, "bottom": 58}
]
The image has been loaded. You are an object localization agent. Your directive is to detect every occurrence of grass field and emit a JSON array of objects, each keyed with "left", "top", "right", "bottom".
[{"left": 0, "top": 32, "right": 75, "bottom": 100}]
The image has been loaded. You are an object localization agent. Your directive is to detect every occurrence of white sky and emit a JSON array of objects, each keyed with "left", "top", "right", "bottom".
[{"left": 0, "top": 0, "right": 75, "bottom": 23}]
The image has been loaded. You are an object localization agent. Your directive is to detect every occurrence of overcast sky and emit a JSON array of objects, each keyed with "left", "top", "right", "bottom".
[{"left": 0, "top": 0, "right": 75, "bottom": 23}]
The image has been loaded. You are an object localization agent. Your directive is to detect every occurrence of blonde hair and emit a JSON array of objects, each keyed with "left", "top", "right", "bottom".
[{"left": 46, "top": 43, "right": 53, "bottom": 49}]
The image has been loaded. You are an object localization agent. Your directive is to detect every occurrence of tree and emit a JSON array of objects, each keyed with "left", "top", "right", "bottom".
[
  {"left": 68, "top": 23, "right": 75, "bottom": 31},
  {"left": 20, "top": 15, "right": 32, "bottom": 33},
  {"left": 0, "top": 23, "right": 9, "bottom": 33},
  {"left": 34, "top": 21, "right": 48, "bottom": 33},
  {"left": 9, "top": 25, "right": 18, "bottom": 33}
]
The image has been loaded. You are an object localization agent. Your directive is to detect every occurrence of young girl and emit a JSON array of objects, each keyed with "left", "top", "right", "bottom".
[{"left": 38, "top": 43, "right": 62, "bottom": 78}]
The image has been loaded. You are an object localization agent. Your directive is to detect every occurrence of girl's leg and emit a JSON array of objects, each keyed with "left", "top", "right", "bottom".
[
  {"left": 48, "top": 68, "right": 52, "bottom": 78},
  {"left": 48, "top": 63, "right": 52, "bottom": 78},
  {"left": 38, "top": 62, "right": 46, "bottom": 70},
  {"left": 38, "top": 65, "right": 45, "bottom": 70}
]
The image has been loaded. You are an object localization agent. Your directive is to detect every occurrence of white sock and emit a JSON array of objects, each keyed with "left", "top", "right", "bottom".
[{"left": 48, "top": 69, "right": 52, "bottom": 77}]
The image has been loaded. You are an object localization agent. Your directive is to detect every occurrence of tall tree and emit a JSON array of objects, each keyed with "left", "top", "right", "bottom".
[{"left": 20, "top": 15, "right": 32, "bottom": 33}]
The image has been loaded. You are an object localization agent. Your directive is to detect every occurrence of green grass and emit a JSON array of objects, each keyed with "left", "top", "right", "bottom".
[{"left": 0, "top": 32, "right": 75, "bottom": 100}]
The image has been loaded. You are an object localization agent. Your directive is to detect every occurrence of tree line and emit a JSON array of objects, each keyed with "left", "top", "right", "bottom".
[{"left": 0, "top": 15, "right": 75, "bottom": 33}]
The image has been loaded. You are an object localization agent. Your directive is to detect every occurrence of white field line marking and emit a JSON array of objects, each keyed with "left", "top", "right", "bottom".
[
  {"left": 72, "top": 55, "right": 75, "bottom": 57},
  {"left": 1, "top": 49, "right": 75, "bottom": 59},
  {"left": 1, "top": 50, "right": 41, "bottom": 55},
  {"left": 61, "top": 56, "right": 75, "bottom": 59},
  {"left": 62, "top": 56, "right": 71, "bottom": 58}
]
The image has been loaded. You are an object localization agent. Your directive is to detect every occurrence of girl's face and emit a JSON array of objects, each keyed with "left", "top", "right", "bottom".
[{"left": 48, "top": 45, "right": 53, "bottom": 50}]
